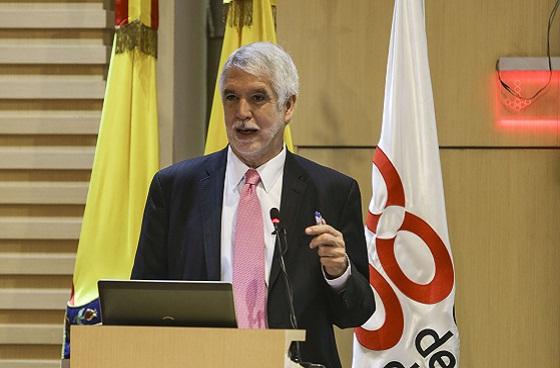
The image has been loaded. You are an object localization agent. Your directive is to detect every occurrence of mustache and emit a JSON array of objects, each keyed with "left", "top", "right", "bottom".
[{"left": 232, "top": 120, "right": 258, "bottom": 130}]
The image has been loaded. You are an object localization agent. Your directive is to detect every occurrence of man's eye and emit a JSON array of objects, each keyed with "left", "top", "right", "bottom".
[
  {"left": 252, "top": 94, "right": 267, "bottom": 102},
  {"left": 224, "top": 94, "right": 237, "bottom": 101}
]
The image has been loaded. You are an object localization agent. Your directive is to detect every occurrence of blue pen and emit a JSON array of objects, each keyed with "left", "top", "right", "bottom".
[{"left": 314, "top": 211, "right": 325, "bottom": 225}]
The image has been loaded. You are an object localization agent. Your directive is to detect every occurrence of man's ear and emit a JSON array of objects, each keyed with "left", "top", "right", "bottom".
[{"left": 283, "top": 95, "right": 297, "bottom": 123}]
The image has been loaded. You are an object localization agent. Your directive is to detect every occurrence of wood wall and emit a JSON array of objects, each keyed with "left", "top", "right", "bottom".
[
  {"left": 0, "top": 1, "right": 111, "bottom": 366},
  {"left": 278, "top": 1, "right": 560, "bottom": 367}
]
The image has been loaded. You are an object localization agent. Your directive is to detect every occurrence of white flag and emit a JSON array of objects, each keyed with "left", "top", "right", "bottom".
[{"left": 352, "top": 1, "right": 460, "bottom": 367}]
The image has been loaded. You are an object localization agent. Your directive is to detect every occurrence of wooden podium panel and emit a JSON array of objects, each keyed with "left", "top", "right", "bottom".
[{"left": 71, "top": 325, "right": 305, "bottom": 368}]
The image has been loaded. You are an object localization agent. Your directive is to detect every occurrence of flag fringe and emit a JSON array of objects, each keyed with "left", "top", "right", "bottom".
[
  {"left": 115, "top": 19, "right": 158, "bottom": 57},
  {"left": 224, "top": 1, "right": 277, "bottom": 34},
  {"left": 227, "top": 0, "right": 253, "bottom": 27}
]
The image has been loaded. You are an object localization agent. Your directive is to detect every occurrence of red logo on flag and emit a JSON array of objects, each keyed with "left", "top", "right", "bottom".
[{"left": 356, "top": 148, "right": 455, "bottom": 350}]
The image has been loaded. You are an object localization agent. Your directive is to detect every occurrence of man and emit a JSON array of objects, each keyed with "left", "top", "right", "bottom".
[{"left": 132, "top": 42, "right": 374, "bottom": 367}]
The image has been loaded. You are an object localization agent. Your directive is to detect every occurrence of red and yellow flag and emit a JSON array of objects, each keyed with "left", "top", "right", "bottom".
[{"left": 63, "top": 0, "right": 159, "bottom": 358}]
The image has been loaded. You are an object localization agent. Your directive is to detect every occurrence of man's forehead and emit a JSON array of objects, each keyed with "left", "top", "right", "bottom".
[
  {"left": 222, "top": 85, "right": 271, "bottom": 95},
  {"left": 223, "top": 68, "right": 272, "bottom": 88}
]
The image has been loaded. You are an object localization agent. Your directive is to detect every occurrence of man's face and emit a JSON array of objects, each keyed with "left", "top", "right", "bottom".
[{"left": 222, "top": 67, "right": 295, "bottom": 168}]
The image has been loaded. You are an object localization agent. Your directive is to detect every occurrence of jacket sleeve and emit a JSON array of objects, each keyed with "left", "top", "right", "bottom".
[
  {"left": 325, "top": 179, "right": 375, "bottom": 328},
  {"left": 131, "top": 172, "right": 169, "bottom": 279}
]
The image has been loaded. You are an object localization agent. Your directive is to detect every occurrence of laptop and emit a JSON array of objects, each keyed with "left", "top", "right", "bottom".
[{"left": 98, "top": 279, "right": 237, "bottom": 328}]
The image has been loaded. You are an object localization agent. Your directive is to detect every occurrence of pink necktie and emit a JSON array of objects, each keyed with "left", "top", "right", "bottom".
[{"left": 233, "top": 169, "right": 267, "bottom": 328}]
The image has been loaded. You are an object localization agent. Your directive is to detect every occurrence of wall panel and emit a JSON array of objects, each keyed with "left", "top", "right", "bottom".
[
  {"left": 441, "top": 148, "right": 560, "bottom": 367},
  {"left": 427, "top": 0, "right": 560, "bottom": 146},
  {"left": 279, "top": 1, "right": 392, "bottom": 147},
  {"left": 279, "top": 0, "right": 560, "bottom": 148}
]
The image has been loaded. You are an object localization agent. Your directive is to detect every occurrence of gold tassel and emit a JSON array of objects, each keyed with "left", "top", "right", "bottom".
[
  {"left": 227, "top": 0, "right": 253, "bottom": 27},
  {"left": 115, "top": 19, "right": 158, "bottom": 58}
]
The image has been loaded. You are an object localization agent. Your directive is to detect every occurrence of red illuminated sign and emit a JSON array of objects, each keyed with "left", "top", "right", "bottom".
[{"left": 494, "top": 70, "right": 559, "bottom": 132}]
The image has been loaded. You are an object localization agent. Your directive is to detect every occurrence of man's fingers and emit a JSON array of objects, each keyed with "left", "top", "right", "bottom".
[
  {"left": 306, "top": 223, "right": 348, "bottom": 278},
  {"left": 309, "top": 233, "right": 341, "bottom": 249},
  {"left": 305, "top": 224, "right": 341, "bottom": 237},
  {"left": 316, "top": 244, "right": 345, "bottom": 258}
]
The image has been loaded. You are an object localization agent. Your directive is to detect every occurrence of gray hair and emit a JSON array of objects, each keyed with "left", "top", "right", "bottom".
[{"left": 219, "top": 42, "right": 299, "bottom": 108}]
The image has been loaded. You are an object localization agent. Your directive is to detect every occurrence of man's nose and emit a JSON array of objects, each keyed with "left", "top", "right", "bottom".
[{"left": 236, "top": 98, "right": 252, "bottom": 120}]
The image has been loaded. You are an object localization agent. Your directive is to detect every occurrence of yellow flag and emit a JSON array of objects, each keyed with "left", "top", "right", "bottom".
[
  {"left": 71, "top": 39, "right": 159, "bottom": 306},
  {"left": 63, "top": 0, "right": 159, "bottom": 358},
  {"left": 204, "top": 0, "right": 294, "bottom": 154}
]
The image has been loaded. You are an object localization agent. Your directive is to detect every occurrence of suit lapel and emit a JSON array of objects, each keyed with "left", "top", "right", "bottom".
[
  {"left": 268, "top": 151, "right": 308, "bottom": 291},
  {"left": 200, "top": 148, "right": 227, "bottom": 281}
]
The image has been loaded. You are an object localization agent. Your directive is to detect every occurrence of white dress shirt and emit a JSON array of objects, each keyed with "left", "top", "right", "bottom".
[{"left": 220, "top": 146, "right": 350, "bottom": 289}]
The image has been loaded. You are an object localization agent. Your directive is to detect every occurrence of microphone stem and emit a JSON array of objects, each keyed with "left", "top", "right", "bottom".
[
  {"left": 277, "top": 227, "right": 298, "bottom": 329},
  {"left": 274, "top": 226, "right": 303, "bottom": 364}
]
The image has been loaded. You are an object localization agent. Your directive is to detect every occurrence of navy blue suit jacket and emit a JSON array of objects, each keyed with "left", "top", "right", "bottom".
[{"left": 131, "top": 148, "right": 375, "bottom": 368}]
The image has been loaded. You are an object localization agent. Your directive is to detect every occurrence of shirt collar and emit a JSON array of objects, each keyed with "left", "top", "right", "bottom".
[{"left": 226, "top": 145, "right": 286, "bottom": 193}]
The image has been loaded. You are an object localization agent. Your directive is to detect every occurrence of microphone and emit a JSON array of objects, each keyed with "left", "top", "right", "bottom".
[
  {"left": 269, "top": 209, "right": 325, "bottom": 368},
  {"left": 270, "top": 207, "right": 282, "bottom": 236},
  {"left": 269, "top": 208, "right": 297, "bottom": 329}
]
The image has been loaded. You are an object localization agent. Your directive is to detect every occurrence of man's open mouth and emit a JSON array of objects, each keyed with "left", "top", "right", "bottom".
[{"left": 236, "top": 127, "right": 258, "bottom": 135}]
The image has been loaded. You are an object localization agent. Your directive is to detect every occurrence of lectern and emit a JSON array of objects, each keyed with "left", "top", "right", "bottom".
[{"left": 70, "top": 325, "right": 305, "bottom": 368}]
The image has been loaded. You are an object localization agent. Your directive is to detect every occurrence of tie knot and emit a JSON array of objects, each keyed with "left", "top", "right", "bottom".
[{"left": 244, "top": 169, "right": 261, "bottom": 186}]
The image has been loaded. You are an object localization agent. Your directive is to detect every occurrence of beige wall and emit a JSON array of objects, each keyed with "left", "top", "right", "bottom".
[
  {"left": 278, "top": 0, "right": 560, "bottom": 367},
  {"left": 158, "top": 0, "right": 207, "bottom": 166}
]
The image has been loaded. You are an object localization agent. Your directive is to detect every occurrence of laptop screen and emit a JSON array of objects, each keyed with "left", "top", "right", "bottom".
[{"left": 98, "top": 280, "right": 237, "bottom": 328}]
